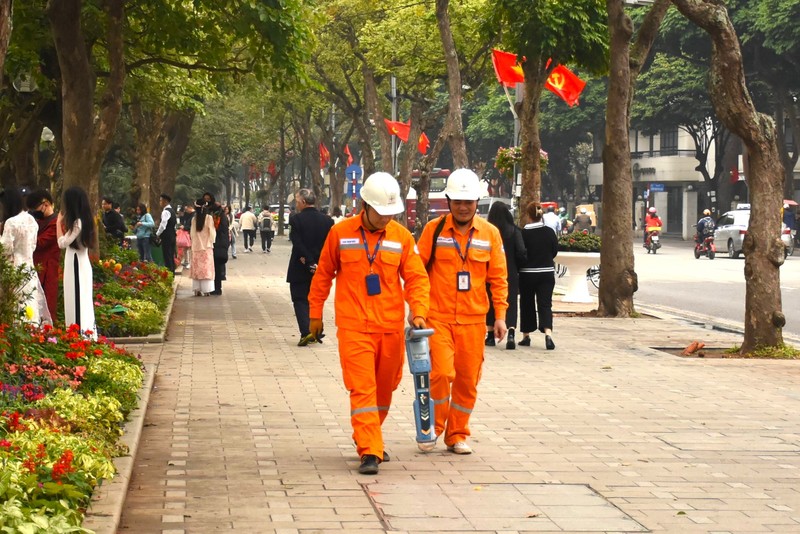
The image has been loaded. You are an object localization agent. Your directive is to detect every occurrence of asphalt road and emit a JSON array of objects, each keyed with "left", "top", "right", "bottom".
[{"left": 625, "top": 237, "right": 800, "bottom": 339}]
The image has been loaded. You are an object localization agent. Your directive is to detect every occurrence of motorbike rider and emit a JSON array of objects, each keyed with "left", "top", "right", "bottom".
[
  {"left": 696, "top": 209, "right": 715, "bottom": 244},
  {"left": 644, "top": 207, "right": 663, "bottom": 246}
]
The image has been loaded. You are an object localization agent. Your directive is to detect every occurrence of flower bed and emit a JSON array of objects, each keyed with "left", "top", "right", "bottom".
[
  {"left": 0, "top": 322, "right": 144, "bottom": 532},
  {"left": 92, "top": 245, "right": 173, "bottom": 338}
]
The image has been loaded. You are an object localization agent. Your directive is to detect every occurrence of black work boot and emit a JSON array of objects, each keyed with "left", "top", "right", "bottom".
[
  {"left": 506, "top": 328, "right": 516, "bottom": 350},
  {"left": 485, "top": 331, "right": 495, "bottom": 346},
  {"left": 358, "top": 454, "right": 380, "bottom": 475}
]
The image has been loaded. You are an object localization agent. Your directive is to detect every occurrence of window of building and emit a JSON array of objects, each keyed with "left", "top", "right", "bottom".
[{"left": 660, "top": 127, "right": 678, "bottom": 156}]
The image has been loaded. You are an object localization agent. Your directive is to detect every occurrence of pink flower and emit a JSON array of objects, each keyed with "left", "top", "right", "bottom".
[{"left": 47, "top": 337, "right": 58, "bottom": 343}]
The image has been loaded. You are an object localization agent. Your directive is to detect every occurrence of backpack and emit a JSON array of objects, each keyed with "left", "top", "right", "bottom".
[
  {"left": 261, "top": 216, "right": 271, "bottom": 231},
  {"left": 425, "top": 216, "right": 448, "bottom": 272}
]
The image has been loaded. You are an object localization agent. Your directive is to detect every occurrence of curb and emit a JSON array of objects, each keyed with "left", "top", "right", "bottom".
[
  {"left": 81, "top": 361, "right": 156, "bottom": 533},
  {"left": 106, "top": 273, "right": 180, "bottom": 345}
]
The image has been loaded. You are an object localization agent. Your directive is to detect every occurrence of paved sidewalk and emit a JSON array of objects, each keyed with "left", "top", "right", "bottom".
[{"left": 119, "top": 236, "right": 800, "bottom": 533}]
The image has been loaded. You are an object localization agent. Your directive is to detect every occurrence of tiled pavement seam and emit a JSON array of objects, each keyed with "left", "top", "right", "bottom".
[{"left": 116, "top": 238, "right": 800, "bottom": 533}]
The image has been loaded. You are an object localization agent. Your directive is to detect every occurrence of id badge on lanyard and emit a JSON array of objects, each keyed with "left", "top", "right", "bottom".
[
  {"left": 360, "top": 227, "right": 382, "bottom": 296},
  {"left": 453, "top": 229, "right": 474, "bottom": 292}
]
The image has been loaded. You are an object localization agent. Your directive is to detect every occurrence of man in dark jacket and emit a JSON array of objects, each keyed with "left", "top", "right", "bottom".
[
  {"left": 101, "top": 197, "right": 127, "bottom": 244},
  {"left": 202, "top": 192, "right": 229, "bottom": 296},
  {"left": 287, "top": 188, "right": 334, "bottom": 346}
]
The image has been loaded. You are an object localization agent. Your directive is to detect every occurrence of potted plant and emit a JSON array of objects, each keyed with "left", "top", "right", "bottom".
[{"left": 556, "top": 231, "right": 601, "bottom": 302}]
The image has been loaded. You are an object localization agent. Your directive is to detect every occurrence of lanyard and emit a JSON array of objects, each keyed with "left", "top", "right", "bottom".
[
  {"left": 359, "top": 227, "right": 383, "bottom": 271},
  {"left": 451, "top": 228, "right": 475, "bottom": 264}
]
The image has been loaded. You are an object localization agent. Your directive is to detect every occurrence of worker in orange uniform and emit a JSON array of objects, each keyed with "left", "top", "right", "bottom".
[
  {"left": 417, "top": 168, "right": 508, "bottom": 455},
  {"left": 308, "top": 172, "right": 430, "bottom": 475}
]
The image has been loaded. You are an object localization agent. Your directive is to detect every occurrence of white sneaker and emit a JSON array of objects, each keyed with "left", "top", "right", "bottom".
[
  {"left": 447, "top": 441, "right": 472, "bottom": 455},
  {"left": 417, "top": 440, "right": 436, "bottom": 452}
]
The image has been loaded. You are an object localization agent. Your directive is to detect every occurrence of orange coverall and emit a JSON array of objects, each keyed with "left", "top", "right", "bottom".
[
  {"left": 417, "top": 214, "right": 508, "bottom": 446},
  {"left": 308, "top": 215, "right": 430, "bottom": 459}
]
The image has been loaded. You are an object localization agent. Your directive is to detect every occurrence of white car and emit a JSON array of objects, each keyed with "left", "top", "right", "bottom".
[{"left": 714, "top": 208, "right": 793, "bottom": 259}]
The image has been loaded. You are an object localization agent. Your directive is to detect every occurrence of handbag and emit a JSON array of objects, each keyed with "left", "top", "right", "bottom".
[{"left": 176, "top": 229, "right": 191, "bottom": 248}]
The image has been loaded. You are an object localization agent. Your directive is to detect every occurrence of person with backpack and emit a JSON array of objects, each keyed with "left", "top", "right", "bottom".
[
  {"left": 417, "top": 168, "right": 508, "bottom": 456},
  {"left": 696, "top": 209, "right": 715, "bottom": 244},
  {"left": 258, "top": 207, "right": 276, "bottom": 253}
]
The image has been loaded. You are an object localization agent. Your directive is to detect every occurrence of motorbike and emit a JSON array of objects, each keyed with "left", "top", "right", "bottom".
[
  {"left": 782, "top": 224, "right": 795, "bottom": 258},
  {"left": 644, "top": 227, "right": 661, "bottom": 254},
  {"left": 694, "top": 232, "right": 716, "bottom": 260}
]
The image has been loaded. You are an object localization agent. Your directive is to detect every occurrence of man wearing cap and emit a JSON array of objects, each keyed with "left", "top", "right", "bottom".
[
  {"left": 287, "top": 189, "right": 334, "bottom": 345},
  {"left": 308, "top": 172, "right": 430, "bottom": 475},
  {"left": 417, "top": 168, "right": 508, "bottom": 455},
  {"left": 155, "top": 193, "right": 177, "bottom": 274}
]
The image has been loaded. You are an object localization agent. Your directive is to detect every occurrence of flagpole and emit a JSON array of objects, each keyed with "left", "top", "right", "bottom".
[{"left": 503, "top": 85, "right": 518, "bottom": 119}]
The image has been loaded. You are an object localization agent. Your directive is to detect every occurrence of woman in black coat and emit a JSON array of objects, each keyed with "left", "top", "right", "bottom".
[
  {"left": 485, "top": 201, "right": 527, "bottom": 349},
  {"left": 519, "top": 201, "right": 559, "bottom": 350}
]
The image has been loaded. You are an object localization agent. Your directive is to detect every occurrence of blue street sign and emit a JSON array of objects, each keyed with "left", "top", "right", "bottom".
[
  {"left": 649, "top": 183, "right": 665, "bottom": 192},
  {"left": 345, "top": 164, "right": 363, "bottom": 197}
]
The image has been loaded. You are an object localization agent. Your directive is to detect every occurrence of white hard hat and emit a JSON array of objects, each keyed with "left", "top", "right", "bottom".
[
  {"left": 785, "top": 203, "right": 790, "bottom": 209},
  {"left": 444, "top": 168, "right": 487, "bottom": 200},
  {"left": 360, "top": 172, "right": 404, "bottom": 215},
  {"left": 580, "top": 207, "right": 587, "bottom": 214}
]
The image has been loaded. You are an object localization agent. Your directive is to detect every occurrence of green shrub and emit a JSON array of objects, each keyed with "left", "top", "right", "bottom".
[{"left": 558, "top": 231, "right": 602, "bottom": 252}]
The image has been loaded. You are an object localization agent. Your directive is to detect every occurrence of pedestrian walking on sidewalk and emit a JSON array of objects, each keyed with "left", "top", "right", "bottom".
[
  {"left": 258, "top": 208, "right": 276, "bottom": 253},
  {"left": 518, "top": 201, "right": 558, "bottom": 350},
  {"left": 417, "top": 168, "right": 508, "bottom": 456},
  {"left": 227, "top": 206, "right": 239, "bottom": 259},
  {"left": 189, "top": 199, "right": 216, "bottom": 296},
  {"left": 485, "top": 201, "right": 526, "bottom": 350},
  {"left": 239, "top": 205, "right": 258, "bottom": 252},
  {"left": 308, "top": 172, "right": 429, "bottom": 475},
  {"left": 287, "top": 188, "right": 333, "bottom": 346}
]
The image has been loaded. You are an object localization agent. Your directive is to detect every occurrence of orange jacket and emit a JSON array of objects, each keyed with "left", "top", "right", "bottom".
[
  {"left": 308, "top": 214, "right": 430, "bottom": 333},
  {"left": 418, "top": 214, "right": 508, "bottom": 325}
]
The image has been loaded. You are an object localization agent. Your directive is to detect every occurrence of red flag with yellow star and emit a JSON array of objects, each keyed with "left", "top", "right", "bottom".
[{"left": 491, "top": 49, "right": 525, "bottom": 87}]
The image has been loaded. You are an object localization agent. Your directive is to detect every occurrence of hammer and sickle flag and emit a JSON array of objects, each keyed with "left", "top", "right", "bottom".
[
  {"left": 544, "top": 64, "right": 586, "bottom": 107},
  {"left": 492, "top": 49, "right": 586, "bottom": 107}
]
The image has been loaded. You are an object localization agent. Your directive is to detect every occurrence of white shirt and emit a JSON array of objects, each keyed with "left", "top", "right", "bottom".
[
  {"left": 156, "top": 204, "right": 172, "bottom": 236},
  {"left": 542, "top": 211, "right": 561, "bottom": 234}
]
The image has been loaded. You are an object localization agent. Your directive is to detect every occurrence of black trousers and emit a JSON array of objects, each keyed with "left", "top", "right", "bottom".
[
  {"left": 242, "top": 229, "right": 256, "bottom": 249},
  {"left": 486, "top": 279, "right": 519, "bottom": 329},
  {"left": 290, "top": 280, "right": 311, "bottom": 336},
  {"left": 260, "top": 229, "right": 273, "bottom": 251},
  {"left": 519, "top": 271, "right": 555, "bottom": 333},
  {"left": 161, "top": 237, "right": 176, "bottom": 273},
  {"left": 214, "top": 257, "right": 227, "bottom": 294}
]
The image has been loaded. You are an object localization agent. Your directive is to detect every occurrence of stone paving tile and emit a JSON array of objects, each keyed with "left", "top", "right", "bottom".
[{"left": 119, "top": 238, "right": 800, "bottom": 533}]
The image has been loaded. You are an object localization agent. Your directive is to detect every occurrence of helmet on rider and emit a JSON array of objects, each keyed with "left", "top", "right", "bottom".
[
  {"left": 359, "top": 172, "right": 404, "bottom": 215},
  {"left": 703, "top": 209, "right": 711, "bottom": 216},
  {"left": 444, "top": 168, "right": 487, "bottom": 200},
  {"left": 648, "top": 207, "right": 657, "bottom": 214}
]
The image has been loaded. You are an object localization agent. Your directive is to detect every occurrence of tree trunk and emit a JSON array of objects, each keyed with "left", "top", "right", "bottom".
[
  {"left": 414, "top": 132, "right": 449, "bottom": 236},
  {"left": 364, "top": 69, "right": 392, "bottom": 173},
  {"left": 598, "top": 0, "right": 669, "bottom": 317},
  {"left": 396, "top": 102, "right": 425, "bottom": 205},
  {"left": 672, "top": 0, "right": 784, "bottom": 352},
  {"left": 130, "top": 100, "right": 166, "bottom": 210},
  {"left": 599, "top": 0, "right": 638, "bottom": 317},
  {"left": 0, "top": 0, "right": 12, "bottom": 89},
  {"left": 48, "top": 0, "right": 125, "bottom": 210},
  {"left": 519, "top": 58, "right": 548, "bottom": 211},
  {"left": 153, "top": 109, "right": 194, "bottom": 203},
  {"left": 435, "top": 0, "right": 468, "bottom": 169}
]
